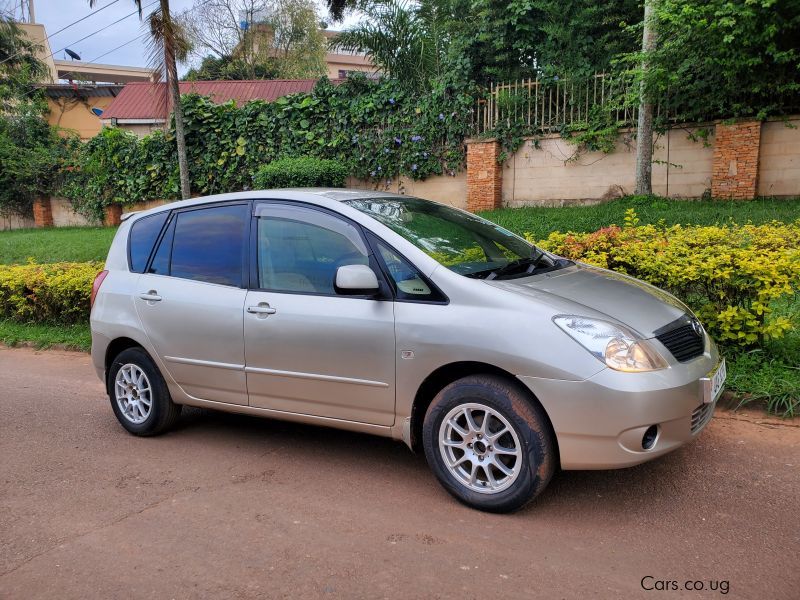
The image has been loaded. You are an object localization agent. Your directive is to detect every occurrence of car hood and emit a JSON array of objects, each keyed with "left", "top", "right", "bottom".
[{"left": 486, "top": 263, "right": 687, "bottom": 337}]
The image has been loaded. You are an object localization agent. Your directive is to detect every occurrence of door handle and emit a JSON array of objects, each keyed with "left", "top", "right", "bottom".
[
  {"left": 139, "top": 291, "right": 162, "bottom": 302},
  {"left": 247, "top": 304, "right": 277, "bottom": 315}
]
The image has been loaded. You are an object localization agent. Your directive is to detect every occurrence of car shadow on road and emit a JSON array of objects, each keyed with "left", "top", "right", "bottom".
[{"left": 165, "top": 406, "right": 706, "bottom": 518}]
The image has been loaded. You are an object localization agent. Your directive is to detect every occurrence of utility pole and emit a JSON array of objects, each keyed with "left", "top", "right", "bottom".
[{"left": 635, "top": 0, "right": 656, "bottom": 195}]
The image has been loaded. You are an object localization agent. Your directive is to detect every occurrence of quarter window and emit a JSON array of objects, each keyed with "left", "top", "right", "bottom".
[
  {"left": 128, "top": 211, "right": 169, "bottom": 273},
  {"left": 255, "top": 204, "right": 369, "bottom": 295},
  {"left": 375, "top": 240, "right": 444, "bottom": 302},
  {"left": 169, "top": 204, "right": 248, "bottom": 287}
]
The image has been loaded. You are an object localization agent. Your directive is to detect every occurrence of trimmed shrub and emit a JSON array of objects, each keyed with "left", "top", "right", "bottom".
[
  {"left": 0, "top": 261, "right": 102, "bottom": 324},
  {"left": 530, "top": 210, "right": 800, "bottom": 347},
  {"left": 254, "top": 156, "right": 348, "bottom": 189}
]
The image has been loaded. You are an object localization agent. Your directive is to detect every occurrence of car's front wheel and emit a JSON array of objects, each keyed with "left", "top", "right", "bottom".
[
  {"left": 108, "top": 347, "right": 181, "bottom": 436},
  {"left": 422, "top": 375, "right": 556, "bottom": 513}
]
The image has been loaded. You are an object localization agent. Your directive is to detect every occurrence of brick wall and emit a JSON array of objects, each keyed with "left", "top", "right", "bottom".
[
  {"left": 711, "top": 121, "right": 762, "bottom": 199},
  {"left": 104, "top": 204, "right": 123, "bottom": 226},
  {"left": 466, "top": 139, "right": 502, "bottom": 212},
  {"left": 32, "top": 196, "right": 53, "bottom": 228}
]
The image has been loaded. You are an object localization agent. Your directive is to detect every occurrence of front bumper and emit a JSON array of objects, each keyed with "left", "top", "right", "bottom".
[{"left": 519, "top": 347, "right": 720, "bottom": 470}]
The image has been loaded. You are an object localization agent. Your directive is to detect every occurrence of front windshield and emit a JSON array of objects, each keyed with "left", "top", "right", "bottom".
[{"left": 344, "top": 196, "right": 553, "bottom": 279}]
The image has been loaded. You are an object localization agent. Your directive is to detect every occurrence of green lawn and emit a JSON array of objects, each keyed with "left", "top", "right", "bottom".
[
  {"left": 0, "top": 320, "right": 91, "bottom": 351},
  {"left": 0, "top": 226, "right": 117, "bottom": 264},
  {"left": 479, "top": 195, "right": 800, "bottom": 239}
]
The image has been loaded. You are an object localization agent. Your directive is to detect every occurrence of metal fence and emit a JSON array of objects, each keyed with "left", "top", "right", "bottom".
[{"left": 473, "top": 73, "right": 639, "bottom": 135}]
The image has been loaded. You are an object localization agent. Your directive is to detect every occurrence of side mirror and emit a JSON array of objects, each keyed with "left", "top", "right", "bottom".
[{"left": 335, "top": 264, "right": 380, "bottom": 295}]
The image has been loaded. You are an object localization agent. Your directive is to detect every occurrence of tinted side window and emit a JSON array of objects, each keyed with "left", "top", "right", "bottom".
[
  {"left": 255, "top": 204, "right": 369, "bottom": 295},
  {"left": 148, "top": 216, "right": 174, "bottom": 275},
  {"left": 170, "top": 205, "right": 248, "bottom": 287},
  {"left": 128, "top": 212, "right": 169, "bottom": 273}
]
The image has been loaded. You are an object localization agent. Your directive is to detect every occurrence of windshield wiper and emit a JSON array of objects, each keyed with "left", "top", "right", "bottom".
[{"left": 484, "top": 250, "right": 548, "bottom": 280}]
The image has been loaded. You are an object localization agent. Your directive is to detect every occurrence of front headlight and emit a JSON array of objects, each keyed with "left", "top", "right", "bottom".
[{"left": 553, "top": 315, "right": 668, "bottom": 372}]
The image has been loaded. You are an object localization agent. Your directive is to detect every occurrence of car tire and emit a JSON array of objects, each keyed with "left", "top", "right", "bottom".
[
  {"left": 107, "top": 347, "right": 181, "bottom": 436},
  {"left": 423, "top": 374, "right": 556, "bottom": 513}
]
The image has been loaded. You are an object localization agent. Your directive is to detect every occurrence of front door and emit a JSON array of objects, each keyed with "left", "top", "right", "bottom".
[
  {"left": 135, "top": 203, "right": 250, "bottom": 405},
  {"left": 244, "top": 202, "right": 396, "bottom": 426}
]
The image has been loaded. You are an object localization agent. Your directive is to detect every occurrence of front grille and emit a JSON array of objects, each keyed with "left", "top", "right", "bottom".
[
  {"left": 691, "top": 402, "right": 715, "bottom": 434},
  {"left": 656, "top": 322, "right": 704, "bottom": 362}
]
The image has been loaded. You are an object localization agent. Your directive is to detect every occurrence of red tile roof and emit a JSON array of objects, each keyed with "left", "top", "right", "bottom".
[{"left": 101, "top": 79, "right": 336, "bottom": 120}]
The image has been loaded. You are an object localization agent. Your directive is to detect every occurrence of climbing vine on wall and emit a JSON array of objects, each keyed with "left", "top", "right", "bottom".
[{"left": 62, "top": 76, "right": 478, "bottom": 218}]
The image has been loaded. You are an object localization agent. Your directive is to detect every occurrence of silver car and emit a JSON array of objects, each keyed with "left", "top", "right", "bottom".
[{"left": 90, "top": 190, "right": 725, "bottom": 513}]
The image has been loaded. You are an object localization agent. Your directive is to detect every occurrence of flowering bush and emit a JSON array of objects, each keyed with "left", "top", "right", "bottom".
[
  {"left": 530, "top": 210, "right": 800, "bottom": 346},
  {"left": 0, "top": 261, "right": 102, "bottom": 324}
]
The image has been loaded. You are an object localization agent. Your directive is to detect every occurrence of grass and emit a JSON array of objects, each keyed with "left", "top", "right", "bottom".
[
  {"left": 0, "top": 226, "right": 117, "bottom": 264},
  {"left": 725, "top": 298, "right": 800, "bottom": 417},
  {"left": 0, "top": 320, "right": 91, "bottom": 352},
  {"left": 479, "top": 195, "right": 800, "bottom": 239}
]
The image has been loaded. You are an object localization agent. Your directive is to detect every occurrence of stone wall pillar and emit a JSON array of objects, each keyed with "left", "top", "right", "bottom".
[
  {"left": 32, "top": 196, "right": 53, "bottom": 228},
  {"left": 711, "top": 120, "right": 762, "bottom": 199},
  {"left": 466, "top": 139, "right": 503, "bottom": 212},
  {"left": 104, "top": 204, "right": 123, "bottom": 226}
]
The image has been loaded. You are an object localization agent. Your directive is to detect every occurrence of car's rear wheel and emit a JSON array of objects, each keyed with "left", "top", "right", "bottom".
[
  {"left": 108, "top": 347, "right": 181, "bottom": 436},
  {"left": 422, "top": 375, "right": 556, "bottom": 513}
]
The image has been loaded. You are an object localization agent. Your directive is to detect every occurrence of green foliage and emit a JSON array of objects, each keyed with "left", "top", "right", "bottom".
[
  {"left": 449, "top": 0, "right": 640, "bottom": 83},
  {"left": 532, "top": 213, "right": 800, "bottom": 347},
  {"left": 61, "top": 76, "right": 475, "bottom": 205},
  {"left": 623, "top": 0, "right": 800, "bottom": 123},
  {"left": 0, "top": 261, "right": 103, "bottom": 324},
  {"left": 0, "top": 17, "right": 76, "bottom": 216},
  {"left": 184, "top": 55, "right": 280, "bottom": 81},
  {"left": 61, "top": 128, "right": 178, "bottom": 220},
  {"left": 254, "top": 156, "right": 347, "bottom": 188},
  {"left": 0, "top": 226, "right": 117, "bottom": 264},
  {"left": 331, "top": 0, "right": 455, "bottom": 90}
]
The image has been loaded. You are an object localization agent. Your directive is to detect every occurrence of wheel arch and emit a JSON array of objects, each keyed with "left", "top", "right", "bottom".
[
  {"left": 409, "top": 361, "right": 559, "bottom": 461},
  {"left": 104, "top": 337, "right": 154, "bottom": 391}
]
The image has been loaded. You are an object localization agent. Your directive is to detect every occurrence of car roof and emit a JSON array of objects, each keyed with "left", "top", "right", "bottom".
[{"left": 121, "top": 188, "right": 406, "bottom": 221}]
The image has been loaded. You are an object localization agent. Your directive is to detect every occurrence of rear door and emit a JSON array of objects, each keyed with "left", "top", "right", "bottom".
[
  {"left": 243, "top": 202, "right": 396, "bottom": 425},
  {"left": 134, "top": 203, "right": 250, "bottom": 405}
]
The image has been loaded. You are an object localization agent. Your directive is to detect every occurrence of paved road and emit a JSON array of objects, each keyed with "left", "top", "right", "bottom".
[{"left": 1, "top": 347, "right": 799, "bottom": 599}]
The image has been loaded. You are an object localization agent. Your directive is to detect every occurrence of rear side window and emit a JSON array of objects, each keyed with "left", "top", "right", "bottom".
[
  {"left": 128, "top": 212, "right": 169, "bottom": 273},
  {"left": 169, "top": 204, "right": 248, "bottom": 287}
]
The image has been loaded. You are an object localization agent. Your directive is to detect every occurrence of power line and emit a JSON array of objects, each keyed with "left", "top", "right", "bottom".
[
  {"left": 46, "top": 0, "right": 159, "bottom": 63},
  {"left": 0, "top": 0, "right": 124, "bottom": 67}
]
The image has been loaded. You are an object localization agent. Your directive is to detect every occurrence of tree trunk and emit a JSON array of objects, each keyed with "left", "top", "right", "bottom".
[
  {"left": 635, "top": 0, "right": 656, "bottom": 196},
  {"left": 161, "top": 0, "right": 191, "bottom": 200}
]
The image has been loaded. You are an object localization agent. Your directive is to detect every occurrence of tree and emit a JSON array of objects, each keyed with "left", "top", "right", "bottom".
[
  {"left": 633, "top": 0, "right": 800, "bottom": 123},
  {"left": 445, "top": 0, "right": 640, "bottom": 84},
  {"left": 184, "top": 55, "right": 280, "bottom": 80},
  {"left": 0, "top": 18, "right": 73, "bottom": 215},
  {"left": 179, "top": 0, "right": 326, "bottom": 80},
  {"left": 330, "top": 0, "right": 457, "bottom": 90},
  {"left": 634, "top": 0, "right": 655, "bottom": 195},
  {"left": 90, "top": 0, "right": 191, "bottom": 199}
]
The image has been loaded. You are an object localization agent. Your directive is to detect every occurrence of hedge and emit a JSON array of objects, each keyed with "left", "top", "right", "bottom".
[
  {"left": 2, "top": 217, "right": 798, "bottom": 350},
  {"left": 254, "top": 157, "right": 348, "bottom": 189},
  {"left": 531, "top": 211, "right": 800, "bottom": 346},
  {"left": 0, "top": 262, "right": 102, "bottom": 324}
]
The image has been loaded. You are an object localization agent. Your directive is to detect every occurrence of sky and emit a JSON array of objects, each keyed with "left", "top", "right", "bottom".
[{"left": 2, "top": 0, "right": 359, "bottom": 73}]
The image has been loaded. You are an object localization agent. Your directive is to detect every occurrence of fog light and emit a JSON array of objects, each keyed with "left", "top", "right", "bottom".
[{"left": 642, "top": 425, "right": 658, "bottom": 450}]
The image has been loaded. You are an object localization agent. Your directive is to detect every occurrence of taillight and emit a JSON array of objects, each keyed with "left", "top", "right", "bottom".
[{"left": 91, "top": 270, "right": 109, "bottom": 309}]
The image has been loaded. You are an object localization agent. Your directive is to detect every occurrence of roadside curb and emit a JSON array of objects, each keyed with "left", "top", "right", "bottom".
[{"left": 0, "top": 341, "right": 89, "bottom": 354}]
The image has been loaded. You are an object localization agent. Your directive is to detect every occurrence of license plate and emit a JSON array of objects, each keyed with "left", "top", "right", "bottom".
[{"left": 702, "top": 358, "right": 726, "bottom": 404}]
